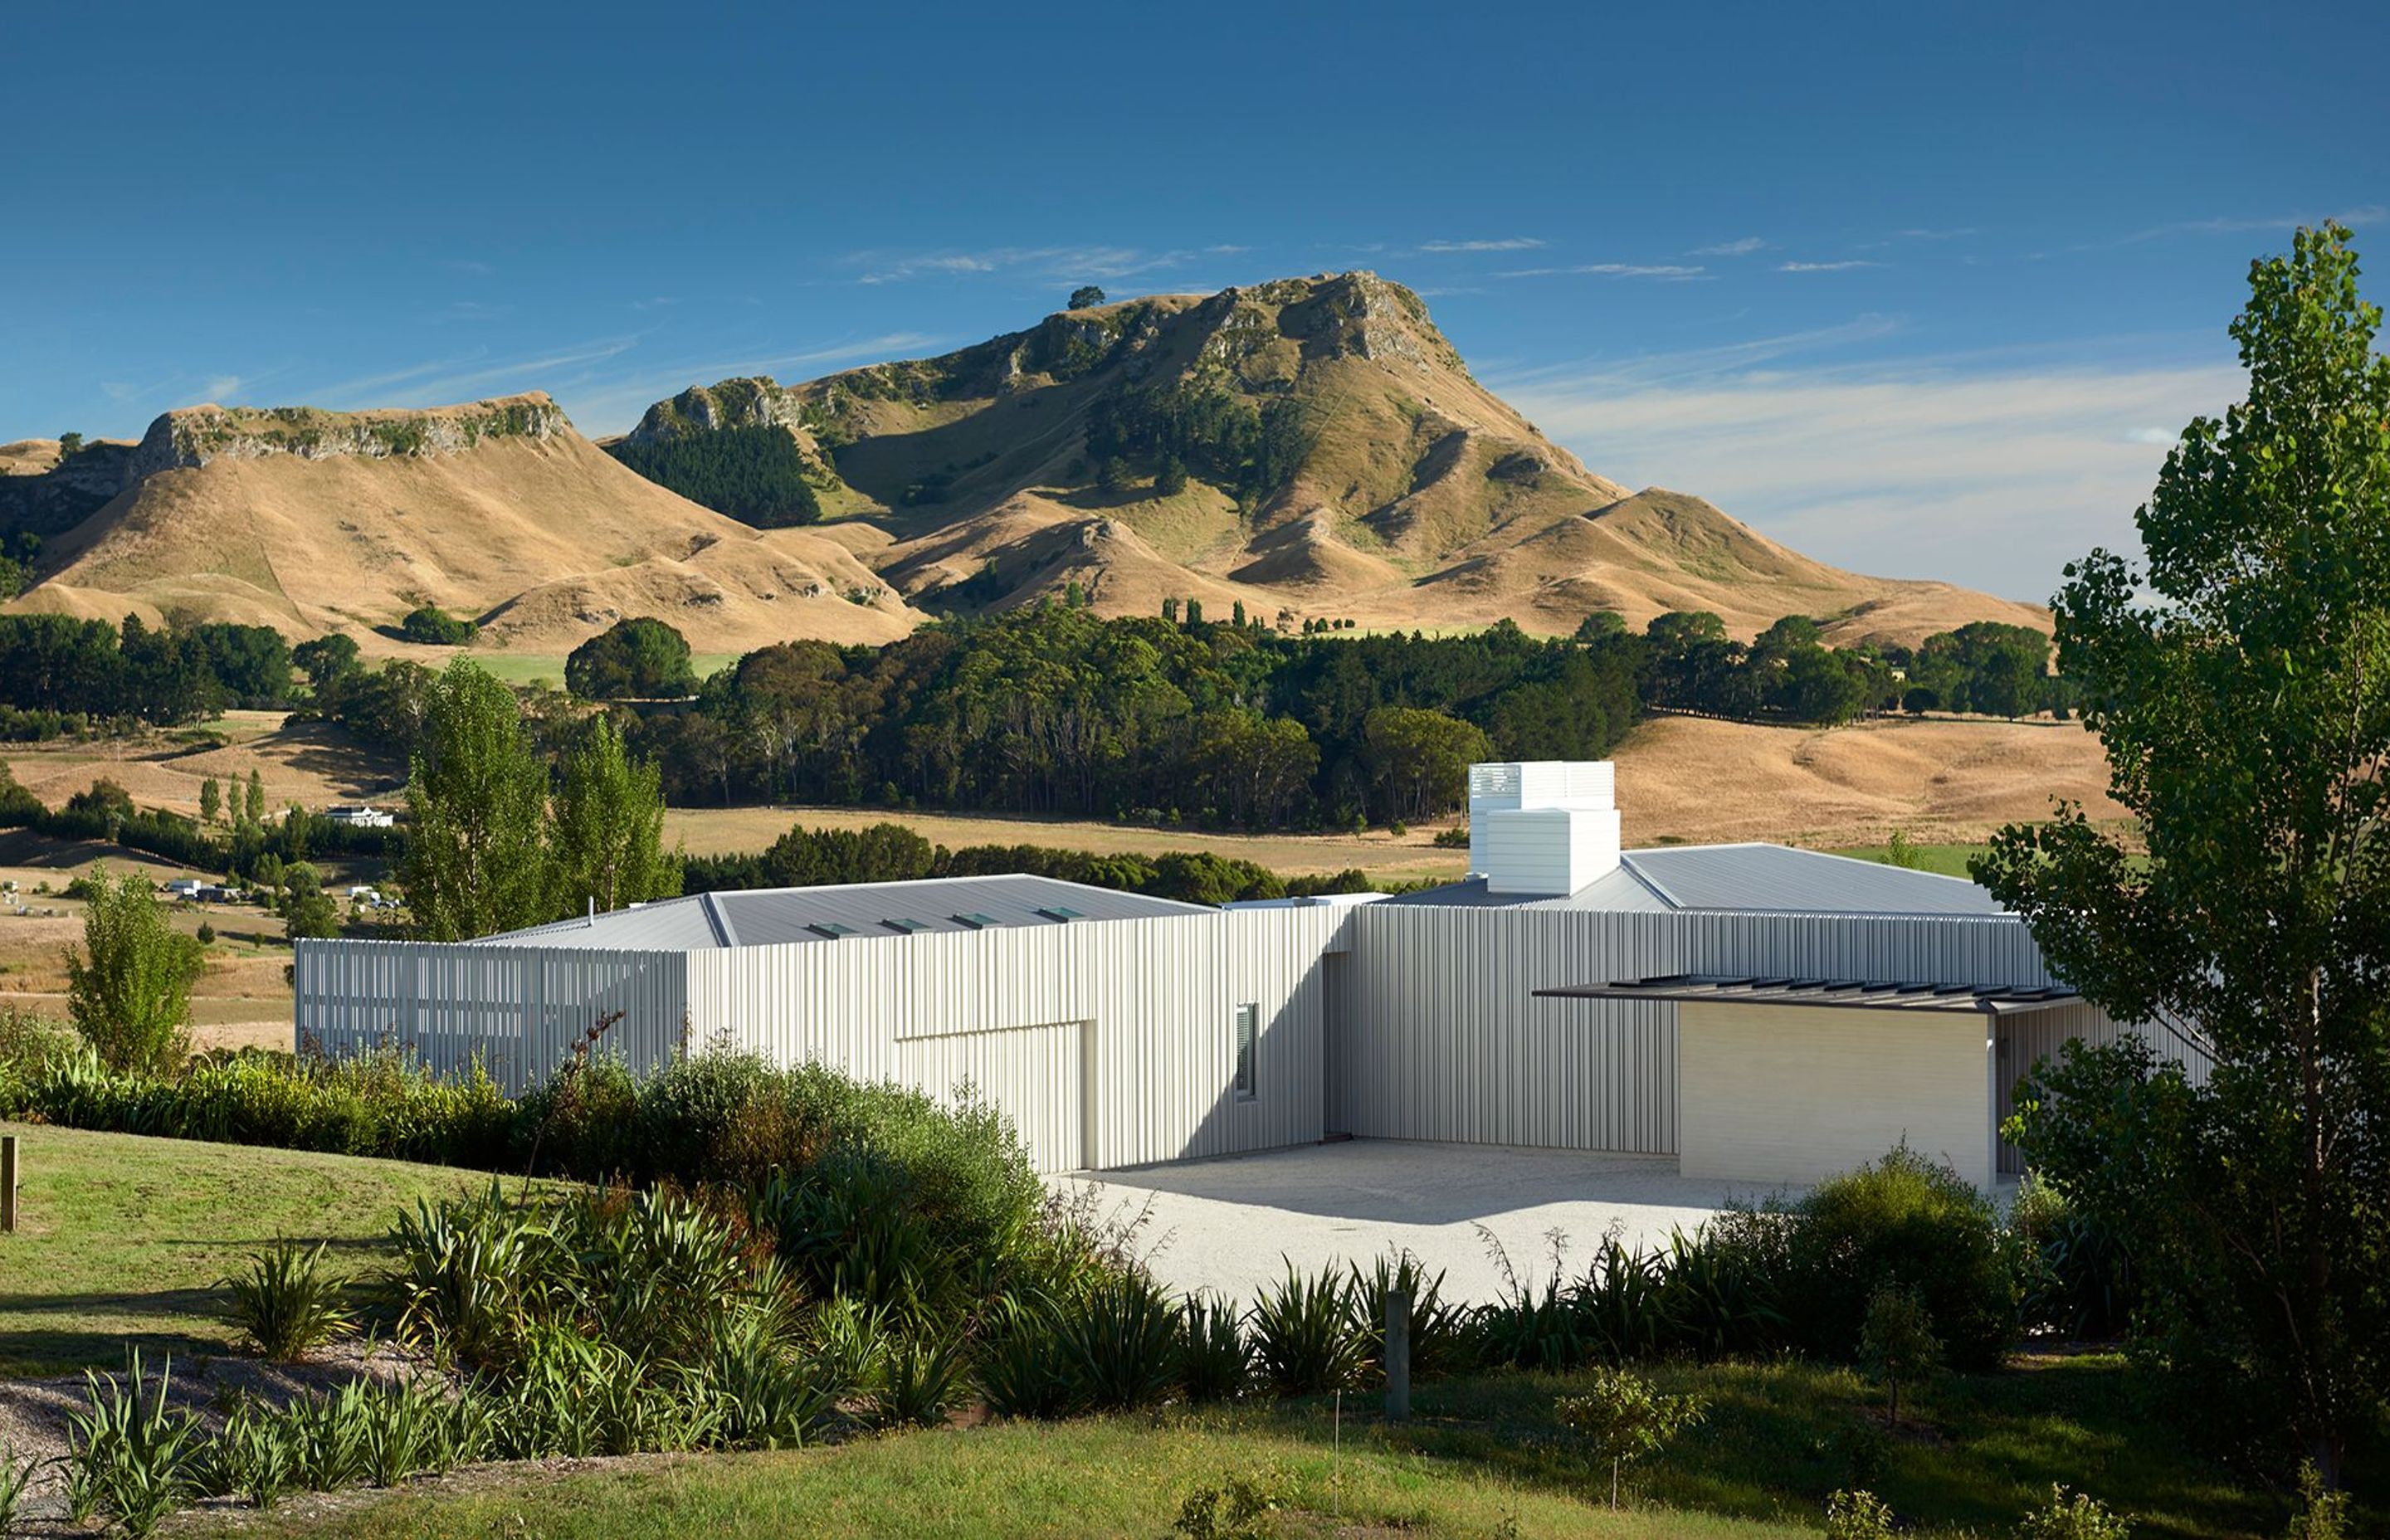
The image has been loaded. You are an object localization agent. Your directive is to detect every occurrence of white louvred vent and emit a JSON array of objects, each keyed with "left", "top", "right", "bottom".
[{"left": 1467, "top": 761, "right": 1622, "bottom": 898}]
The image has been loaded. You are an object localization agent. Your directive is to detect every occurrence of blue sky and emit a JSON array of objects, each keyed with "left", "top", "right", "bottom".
[{"left": 5, "top": 2, "right": 2383, "bottom": 602}]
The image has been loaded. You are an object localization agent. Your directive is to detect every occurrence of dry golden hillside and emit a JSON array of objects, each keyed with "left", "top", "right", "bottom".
[
  {"left": 8, "top": 395, "right": 916, "bottom": 654},
  {"left": 622, "top": 275, "right": 2050, "bottom": 646},
  {"left": 1612, "top": 713, "right": 2123, "bottom": 847}
]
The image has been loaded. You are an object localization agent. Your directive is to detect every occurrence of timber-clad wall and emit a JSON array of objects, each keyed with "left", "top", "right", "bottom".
[{"left": 294, "top": 941, "right": 691, "bottom": 1090}]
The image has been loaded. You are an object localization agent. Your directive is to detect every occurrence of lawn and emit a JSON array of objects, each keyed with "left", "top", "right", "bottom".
[
  {"left": 1828, "top": 841, "right": 1986, "bottom": 879},
  {"left": 0, "top": 1121, "right": 528, "bottom": 1377},
  {"left": 186, "top": 1355, "right": 2278, "bottom": 1540},
  {"left": 192, "top": 1411, "right": 1807, "bottom": 1540}
]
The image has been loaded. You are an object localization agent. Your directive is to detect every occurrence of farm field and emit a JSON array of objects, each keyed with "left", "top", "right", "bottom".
[
  {"left": 0, "top": 829, "right": 328, "bottom": 1053},
  {"left": 0, "top": 709, "right": 402, "bottom": 824},
  {"left": 664, "top": 802, "right": 1467, "bottom": 884}
]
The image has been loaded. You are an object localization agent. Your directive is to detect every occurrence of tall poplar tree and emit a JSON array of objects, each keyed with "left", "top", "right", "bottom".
[
  {"left": 549, "top": 713, "right": 680, "bottom": 916},
  {"left": 1975, "top": 224, "right": 2390, "bottom": 1482},
  {"left": 398, "top": 659, "right": 553, "bottom": 942}
]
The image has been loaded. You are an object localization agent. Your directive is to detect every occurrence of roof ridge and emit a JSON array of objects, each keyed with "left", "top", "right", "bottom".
[{"left": 1615, "top": 852, "right": 1686, "bottom": 909}]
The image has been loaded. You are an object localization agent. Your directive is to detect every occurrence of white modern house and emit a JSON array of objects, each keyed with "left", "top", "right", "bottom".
[
  {"left": 295, "top": 762, "right": 2201, "bottom": 1190},
  {"left": 324, "top": 805, "right": 397, "bottom": 829}
]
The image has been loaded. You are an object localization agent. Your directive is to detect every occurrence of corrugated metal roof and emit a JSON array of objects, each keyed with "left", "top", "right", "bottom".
[
  {"left": 1537, "top": 972, "right": 2080, "bottom": 1016},
  {"left": 470, "top": 875, "right": 1209, "bottom": 951},
  {"left": 1383, "top": 842, "right": 2007, "bottom": 918}
]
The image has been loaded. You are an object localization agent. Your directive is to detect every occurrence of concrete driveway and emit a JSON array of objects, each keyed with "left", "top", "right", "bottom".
[{"left": 1052, "top": 1138, "right": 1792, "bottom": 1306}]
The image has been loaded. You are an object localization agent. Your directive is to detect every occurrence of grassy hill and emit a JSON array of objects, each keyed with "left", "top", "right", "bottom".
[
  {"left": 5, "top": 395, "right": 919, "bottom": 655},
  {"left": 617, "top": 275, "right": 2051, "bottom": 646}
]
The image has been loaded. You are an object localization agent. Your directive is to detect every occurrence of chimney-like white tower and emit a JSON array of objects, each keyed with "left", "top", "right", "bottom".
[{"left": 1467, "top": 761, "right": 1622, "bottom": 896}]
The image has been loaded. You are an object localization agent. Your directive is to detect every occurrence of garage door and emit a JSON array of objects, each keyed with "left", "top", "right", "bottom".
[
  {"left": 896, "top": 1021, "right": 1089, "bottom": 1173},
  {"left": 1676, "top": 1001, "right": 1994, "bottom": 1191}
]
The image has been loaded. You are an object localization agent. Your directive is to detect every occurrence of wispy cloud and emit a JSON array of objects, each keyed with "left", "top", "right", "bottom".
[
  {"left": 443, "top": 259, "right": 495, "bottom": 275},
  {"left": 1892, "top": 227, "right": 1976, "bottom": 241},
  {"left": 1778, "top": 260, "right": 1884, "bottom": 273},
  {"left": 846, "top": 246, "right": 1208, "bottom": 285},
  {"left": 193, "top": 375, "right": 242, "bottom": 404},
  {"left": 1690, "top": 236, "right": 1768, "bottom": 256},
  {"left": 1490, "top": 330, "right": 2239, "bottom": 600},
  {"left": 1497, "top": 262, "right": 1708, "bottom": 280},
  {"left": 1419, "top": 236, "right": 1546, "bottom": 253},
  {"left": 2100, "top": 204, "right": 2388, "bottom": 247},
  {"left": 313, "top": 338, "right": 645, "bottom": 412}
]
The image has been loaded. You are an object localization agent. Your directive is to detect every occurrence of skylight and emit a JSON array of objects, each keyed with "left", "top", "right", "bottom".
[
  {"left": 951, "top": 912, "right": 1001, "bottom": 929},
  {"left": 806, "top": 922, "right": 857, "bottom": 939},
  {"left": 1036, "top": 906, "right": 1085, "bottom": 923}
]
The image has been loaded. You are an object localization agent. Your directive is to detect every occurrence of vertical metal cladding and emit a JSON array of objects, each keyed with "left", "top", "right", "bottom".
[
  {"left": 681, "top": 905, "right": 1349, "bottom": 1172},
  {"left": 293, "top": 898, "right": 2214, "bottom": 1178},
  {"left": 1335, "top": 906, "right": 2207, "bottom": 1157},
  {"left": 293, "top": 938, "right": 690, "bottom": 1092}
]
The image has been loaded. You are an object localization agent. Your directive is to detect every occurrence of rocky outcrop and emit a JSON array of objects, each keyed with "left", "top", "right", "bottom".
[
  {"left": 622, "top": 378, "right": 811, "bottom": 445},
  {"left": 124, "top": 393, "right": 569, "bottom": 480}
]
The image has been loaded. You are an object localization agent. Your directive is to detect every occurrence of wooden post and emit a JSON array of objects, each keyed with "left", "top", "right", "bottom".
[
  {"left": 1384, "top": 1286, "right": 1411, "bottom": 1421},
  {"left": 1, "top": 1133, "right": 17, "bottom": 1234}
]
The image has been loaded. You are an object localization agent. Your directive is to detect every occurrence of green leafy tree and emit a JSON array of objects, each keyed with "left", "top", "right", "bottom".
[
  {"left": 1554, "top": 1369, "right": 1703, "bottom": 1510},
  {"left": 549, "top": 714, "right": 681, "bottom": 916},
  {"left": 198, "top": 777, "right": 221, "bottom": 826},
  {"left": 1856, "top": 1284, "right": 1940, "bottom": 1425},
  {"left": 1067, "top": 285, "right": 1106, "bottom": 310},
  {"left": 284, "top": 889, "right": 342, "bottom": 942},
  {"left": 57, "top": 431, "right": 83, "bottom": 457},
  {"left": 1363, "top": 705, "right": 1492, "bottom": 823},
  {"left": 398, "top": 660, "right": 554, "bottom": 942},
  {"left": 1974, "top": 225, "right": 2390, "bottom": 1484},
  {"left": 243, "top": 768, "right": 266, "bottom": 826},
  {"left": 291, "top": 632, "right": 361, "bottom": 695},
  {"left": 565, "top": 616, "right": 698, "bottom": 701},
  {"left": 64, "top": 865, "right": 202, "bottom": 1072},
  {"left": 1154, "top": 454, "right": 1188, "bottom": 496}
]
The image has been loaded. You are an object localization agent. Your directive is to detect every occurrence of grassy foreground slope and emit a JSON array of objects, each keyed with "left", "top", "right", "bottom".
[
  {"left": 0, "top": 1120, "right": 522, "bottom": 1376},
  {"left": 195, "top": 1356, "right": 2270, "bottom": 1540}
]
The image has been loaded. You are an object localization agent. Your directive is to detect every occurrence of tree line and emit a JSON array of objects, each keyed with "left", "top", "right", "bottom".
[
  {"left": 304, "top": 607, "right": 2061, "bottom": 833},
  {"left": 0, "top": 613, "right": 297, "bottom": 725},
  {"left": 684, "top": 822, "right": 1383, "bottom": 908},
  {"left": 573, "top": 607, "right": 2044, "bottom": 831}
]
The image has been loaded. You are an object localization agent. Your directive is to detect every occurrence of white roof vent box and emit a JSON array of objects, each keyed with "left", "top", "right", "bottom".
[{"left": 1467, "top": 761, "right": 1622, "bottom": 897}]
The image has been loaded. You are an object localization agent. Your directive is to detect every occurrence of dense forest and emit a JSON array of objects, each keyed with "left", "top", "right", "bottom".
[
  {"left": 353, "top": 607, "right": 2046, "bottom": 833},
  {"left": 0, "top": 613, "right": 295, "bottom": 733},
  {"left": 607, "top": 424, "right": 824, "bottom": 527}
]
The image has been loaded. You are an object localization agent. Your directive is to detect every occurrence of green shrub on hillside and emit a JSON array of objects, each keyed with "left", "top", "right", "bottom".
[{"left": 397, "top": 605, "right": 476, "bottom": 646}]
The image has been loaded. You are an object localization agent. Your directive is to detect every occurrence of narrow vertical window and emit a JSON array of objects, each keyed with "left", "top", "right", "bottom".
[{"left": 1233, "top": 1002, "right": 1259, "bottom": 1100}]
